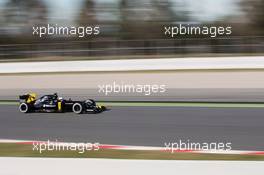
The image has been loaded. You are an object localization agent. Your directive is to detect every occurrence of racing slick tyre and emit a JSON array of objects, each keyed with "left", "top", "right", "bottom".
[
  {"left": 72, "top": 103, "right": 83, "bottom": 114},
  {"left": 19, "top": 103, "right": 30, "bottom": 113}
]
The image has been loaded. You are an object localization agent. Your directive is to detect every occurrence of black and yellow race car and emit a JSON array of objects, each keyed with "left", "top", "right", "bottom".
[{"left": 19, "top": 93, "right": 106, "bottom": 114}]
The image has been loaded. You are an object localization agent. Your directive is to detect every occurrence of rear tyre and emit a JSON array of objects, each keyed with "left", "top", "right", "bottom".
[
  {"left": 19, "top": 103, "right": 30, "bottom": 113},
  {"left": 72, "top": 103, "right": 83, "bottom": 114}
]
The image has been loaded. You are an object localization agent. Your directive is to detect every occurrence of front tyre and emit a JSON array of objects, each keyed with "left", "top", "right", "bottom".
[
  {"left": 19, "top": 103, "right": 30, "bottom": 113},
  {"left": 72, "top": 103, "right": 83, "bottom": 114}
]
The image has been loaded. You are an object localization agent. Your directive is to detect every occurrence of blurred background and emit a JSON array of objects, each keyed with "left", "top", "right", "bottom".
[{"left": 0, "top": 0, "right": 263, "bottom": 60}]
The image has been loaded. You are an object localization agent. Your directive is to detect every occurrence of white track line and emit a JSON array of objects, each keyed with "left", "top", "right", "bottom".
[{"left": 0, "top": 139, "right": 263, "bottom": 155}]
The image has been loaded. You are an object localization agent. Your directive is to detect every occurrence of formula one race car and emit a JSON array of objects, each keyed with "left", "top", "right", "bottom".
[{"left": 19, "top": 93, "right": 106, "bottom": 114}]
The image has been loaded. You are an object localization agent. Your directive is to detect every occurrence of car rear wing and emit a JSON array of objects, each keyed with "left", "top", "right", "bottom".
[
  {"left": 19, "top": 95, "right": 29, "bottom": 100},
  {"left": 19, "top": 93, "right": 37, "bottom": 103}
]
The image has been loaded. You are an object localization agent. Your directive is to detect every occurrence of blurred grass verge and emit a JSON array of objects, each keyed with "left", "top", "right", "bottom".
[{"left": 0, "top": 143, "right": 263, "bottom": 160}]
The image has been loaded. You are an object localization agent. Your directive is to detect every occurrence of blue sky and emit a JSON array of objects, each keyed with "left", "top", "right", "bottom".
[{"left": 0, "top": 0, "right": 240, "bottom": 23}]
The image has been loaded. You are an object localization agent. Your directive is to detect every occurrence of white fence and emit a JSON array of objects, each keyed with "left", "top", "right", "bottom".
[{"left": 0, "top": 56, "right": 264, "bottom": 73}]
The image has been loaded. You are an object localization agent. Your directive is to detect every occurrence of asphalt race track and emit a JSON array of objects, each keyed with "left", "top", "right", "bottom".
[{"left": 0, "top": 105, "right": 264, "bottom": 151}]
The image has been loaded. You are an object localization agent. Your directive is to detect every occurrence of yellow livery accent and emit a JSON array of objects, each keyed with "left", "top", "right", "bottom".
[
  {"left": 58, "top": 101, "right": 62, "bottom": 111},
  {"left": 26, "top": 93, "right": 37, "bottom": 103}
]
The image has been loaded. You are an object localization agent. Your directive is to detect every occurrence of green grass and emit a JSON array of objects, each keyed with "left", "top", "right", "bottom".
[
  {"left": 0, "top": 101, "right": 19, "bottom": 105},
  {"left": 0, "top": 143, "right": 263, "bottom": 160},
  {"left": 2, "top": 101, "right": 264, "bottom": 108}
]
